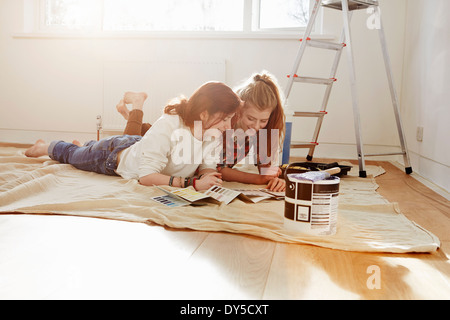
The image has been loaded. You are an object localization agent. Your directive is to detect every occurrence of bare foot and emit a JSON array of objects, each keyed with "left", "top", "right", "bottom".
[
  {"left": 116, "top": 99, "right": 129, "bottom": 120},
  {"left": 123, "top": 92, "right": 148, "bottom": 110},
  {"left": 25, "top": 139, "right": 50, "bottom": 158}
]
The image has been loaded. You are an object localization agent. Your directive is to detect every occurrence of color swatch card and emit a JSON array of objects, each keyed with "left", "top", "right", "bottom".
[
  {"left": 151, "top": 186, "right": 212, "bottom": 207},
  {"left": 151, "top": 195, "right": 189, "bottom": 208},
  {"left": 257, "top": 189, "right": 285, "bottom": 199},
  {"left": 171, "top": 188, "right": 211, "bottom": 203},
  {"left": 204, "top": 186, "right": 242, "bottom": 205},
  {"left": 151, "top": 185, "right": 284, "bottom": 208},
  {"left": 231, "top": 189, "right": 278, "bottom": 203}
]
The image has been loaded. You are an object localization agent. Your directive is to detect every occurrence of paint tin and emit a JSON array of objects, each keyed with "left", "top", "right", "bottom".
[{"left": 284, "top": 173, "right": 340, "bottom": 236}]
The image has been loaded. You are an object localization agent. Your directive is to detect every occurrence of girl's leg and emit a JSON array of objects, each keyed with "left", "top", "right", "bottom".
[
  {"left": 123, "top": 109, "right": 145, "bottom": 136},
  {"left": 123, "top": 109, "right": 152, "bottom": 136},
  {"left": 48, "top": 140, "right": 113, "bottom": 174},
  {"left": 121, "top": 92, "right": 151, "bottom": 136},
  {"left": 24, "top": 140, "right": 50, "bottom": 157},
  {"left": 116, "top": 99, "right": 129, "bottom": 120},
  {"left": 48, "top": 136, "right": 141, "bottom": 175},
  {"left": 141, "top": 122, "right": 151, "bottom": 136}
]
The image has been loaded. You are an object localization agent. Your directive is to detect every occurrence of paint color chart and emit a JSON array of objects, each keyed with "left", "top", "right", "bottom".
[
  {"left": 151, "top": 186, "right": 210, "bottom": 208},
  {"left": 151, "top": 195, "right": 188, "bottom": 208},
  {"left": 151, "top": 185, "right": 284, "bottom": 208},
  {"left": 171, "top": 188, "right": 210, "bottom": 202},
  {"left": 204, "top": 186, "right": 241, "bottom": 205}
]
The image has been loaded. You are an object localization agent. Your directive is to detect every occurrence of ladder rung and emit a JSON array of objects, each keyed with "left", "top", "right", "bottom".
[
  {"left": 291, "top": 141, "right": 319, "bottom": 148},
  {"left": 322, "top": 0, "right": 378, "bottom": 11},
  {"left": 365, "top": 152, "right": 406, "bottom": 157},
  {"left": 301, "top": 38, "right": 346, "bottom": 51},
  {"left": 294, "top": 111, "right": 328, "bottom": 117},
  {"left": 288, "top": 75, "right": 337, "bottom": 85}
]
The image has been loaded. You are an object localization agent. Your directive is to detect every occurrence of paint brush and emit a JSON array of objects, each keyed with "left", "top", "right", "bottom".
[{"left": 288, "top": 167, "right": 341, "bottom": 182}]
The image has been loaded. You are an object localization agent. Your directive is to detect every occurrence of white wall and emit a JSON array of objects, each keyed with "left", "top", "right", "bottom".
[
  {"left": 6, "top": 0, "right": 444, "bottom": 185},
  {"left": 400, "top": 0, "right": 450, "bottom": 192}
]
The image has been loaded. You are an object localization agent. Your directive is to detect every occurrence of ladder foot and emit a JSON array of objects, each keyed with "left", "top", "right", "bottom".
[
  {"left": 359, "top": 171, "right": 367, "bottom": 178},
  {"left": 405, "top": 167, "right": 413, "bottom": 175},
  {"left": 306, "top": 155, "right": 313, "bottom": 161}
]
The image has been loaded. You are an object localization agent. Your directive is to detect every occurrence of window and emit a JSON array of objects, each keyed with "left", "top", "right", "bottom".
[
  {"left": 259, "top": 0, "right": 310, "bottom": 30},
  {"left": 43, "top": 0, "right": 102, "bottom": 30},
  {"left": 102, "top": 0, "right": 244, "bottom": 31},
  {"left": 38, "top": 0, "right": 315, "bottom": 34}
]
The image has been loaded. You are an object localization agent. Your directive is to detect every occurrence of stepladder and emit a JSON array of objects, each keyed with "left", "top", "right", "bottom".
[{"left": 282, "top": 0, "right": 413, "bottom": 178}]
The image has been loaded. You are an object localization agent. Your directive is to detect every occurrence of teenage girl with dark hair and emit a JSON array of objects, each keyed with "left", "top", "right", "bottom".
[{"left": 25, "top": 82, "right": 241, "bottom": 191}]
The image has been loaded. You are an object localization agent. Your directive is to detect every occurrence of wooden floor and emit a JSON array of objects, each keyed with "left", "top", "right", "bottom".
[{"left": 0, "top": 158, "right": 449, "bottom": 300}]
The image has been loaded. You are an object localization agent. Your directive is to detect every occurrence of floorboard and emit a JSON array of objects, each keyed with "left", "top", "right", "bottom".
[
  {"left": 172, "top": 232, "right": 276, "bottom": 299},
  {"left": 0, "top": 215, "right": 208, "bottom": 299}
]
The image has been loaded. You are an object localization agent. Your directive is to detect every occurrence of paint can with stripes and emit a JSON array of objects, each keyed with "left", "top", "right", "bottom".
[{"left": 284, "top": 173, "right": 340, "bottom": 236}]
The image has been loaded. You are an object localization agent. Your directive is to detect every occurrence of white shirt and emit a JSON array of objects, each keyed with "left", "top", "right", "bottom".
[{"left": 116, "top": 114, "right": 220, "bottom": 180}]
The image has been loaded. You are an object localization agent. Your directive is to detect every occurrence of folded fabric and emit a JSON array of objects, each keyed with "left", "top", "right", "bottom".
[{"left": 0, "top": 148, "right": 440, "bottom": 253}]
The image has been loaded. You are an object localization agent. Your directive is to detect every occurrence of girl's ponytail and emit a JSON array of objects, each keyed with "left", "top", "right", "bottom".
[
  {"left": 164, "top": 82, "right": 240, "bottom": 128},
  {"left": 164, "top": 97, "right": 188, "bottom": 119}
]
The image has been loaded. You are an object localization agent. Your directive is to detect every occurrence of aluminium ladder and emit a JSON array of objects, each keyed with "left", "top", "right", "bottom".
[{"left": 282, "top": 0, "right": 412, "bottom": 178}]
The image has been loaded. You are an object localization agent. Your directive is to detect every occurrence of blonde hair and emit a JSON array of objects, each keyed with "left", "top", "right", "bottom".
[{"left": 234, "top": 71, "right": 286, "bottom": 155}]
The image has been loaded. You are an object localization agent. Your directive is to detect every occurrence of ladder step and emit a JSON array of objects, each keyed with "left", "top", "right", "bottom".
[
  {"left": 365, "top": 151, "right": 406, "bottom": 157},
  {"left": 301, "top": 38, "right": 346, "bottom": 51},
  {"left": 322, "top": 0, "right": 378, "bottom": 11},
  {"left": 294, "top": 111, "right": 328, "bottom": 117},
  {"left": 290, "top": 141, "right": 319, "bottom": 148},
  {"left": 288, "top": 75, "right": 337, "bottom": 85}
]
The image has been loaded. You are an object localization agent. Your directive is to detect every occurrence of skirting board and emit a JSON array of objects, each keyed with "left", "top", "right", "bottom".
[
  {"left": 289, "top": 142, "right": 404, "bottom": 162},
  {"left": 0, "top": 129, "right": 99, "bottom": 147}
]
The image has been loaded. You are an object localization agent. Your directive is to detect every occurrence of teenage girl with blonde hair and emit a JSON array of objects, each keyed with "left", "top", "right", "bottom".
[
  {"left": 219, "top": 72, "right": 286, "bottom": 191},
  {"left": 116, "top": 72, "right": 286, "bottom": 192},
  {"left": 25, "top": 82, "right": 241, "bottom": 191}
]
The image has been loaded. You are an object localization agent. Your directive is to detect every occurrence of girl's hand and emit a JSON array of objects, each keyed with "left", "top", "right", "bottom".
[
  {"left": 195, "top": 172, "right": 223, "bottom": 191},
  {"left": 266, "top": 177, "right": 286, "bottom": 192}
]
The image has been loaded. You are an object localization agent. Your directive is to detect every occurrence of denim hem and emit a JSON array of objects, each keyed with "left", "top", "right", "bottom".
[{"left": 48, "top": 140, "right": 64, "bottom": 160}]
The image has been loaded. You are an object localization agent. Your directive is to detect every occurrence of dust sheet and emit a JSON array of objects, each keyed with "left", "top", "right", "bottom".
[{"left": 0, "top": 147, "right": 440, "bottom": 253}]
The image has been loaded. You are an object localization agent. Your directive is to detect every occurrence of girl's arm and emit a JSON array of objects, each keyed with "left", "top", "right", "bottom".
[
  {"left": 220, "top": 166, "right": 286, "bottom": 192},
  {"left": 138, "top": 172, "right": 222, "bottom": 191},
  {"left": 139, "top": 173, "right": 176, "bottom": 187},
  {"left": 197, "top": 168, "right": 217, "bottom": 177},
  {"left": 220, "top": 167, "right": 272, "bottom": 185}
]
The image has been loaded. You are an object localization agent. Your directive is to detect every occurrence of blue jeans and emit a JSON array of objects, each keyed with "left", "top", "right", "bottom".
[{"left": 49, "top": 135, "right": 142, "bottom": 176}]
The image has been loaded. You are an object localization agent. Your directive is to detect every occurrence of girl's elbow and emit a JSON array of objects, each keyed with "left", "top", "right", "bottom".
[
  {"left": 138, "top": 174, "right": 155, "bottom": 186},
  {"left": 138, "top": 178, "right": 149, "bottom": 186}
]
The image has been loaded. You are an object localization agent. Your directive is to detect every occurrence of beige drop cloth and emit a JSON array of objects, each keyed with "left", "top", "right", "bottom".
[{"left": 0, "top": 147, "right": 440, "bottom": 253}]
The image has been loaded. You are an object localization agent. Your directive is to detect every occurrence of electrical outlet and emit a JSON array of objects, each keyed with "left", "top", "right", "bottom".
[{"left": 416, "top": 126, "right": 424, "bottom": 142}]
